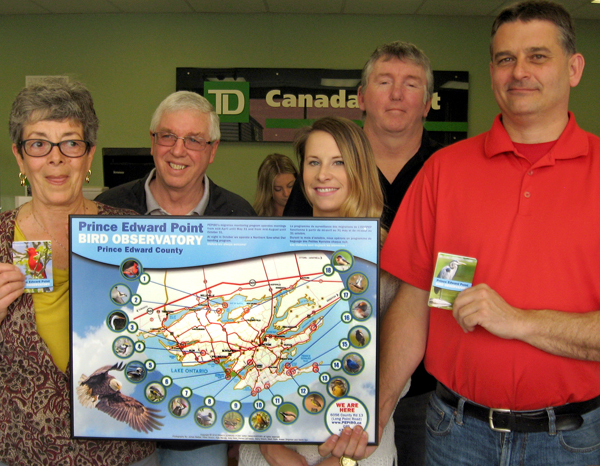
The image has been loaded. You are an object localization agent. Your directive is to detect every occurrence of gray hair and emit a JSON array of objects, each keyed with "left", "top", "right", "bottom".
[
  {"left": 361, "top": 41, "right": 434, "bottom": 103},
  {"left": 490, "top": 0, "right": 576, "bottom": 57},
  {"left": 9, "top": 78, "right": 99, "bottom": 150},
  {"left": 149, "top": 91, "right": 221, "bottom": 141}
]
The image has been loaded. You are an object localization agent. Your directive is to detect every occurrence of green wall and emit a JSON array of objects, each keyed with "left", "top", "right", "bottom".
[{"left": 1, "top": 12, "right": 599, "bottom": 210}]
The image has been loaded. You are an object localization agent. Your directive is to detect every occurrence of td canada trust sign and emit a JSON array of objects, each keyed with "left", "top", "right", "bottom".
[
  {"left": 179, "top": 67, "right": 468, "bottom": 142},
  {"left": 204, "top": 81, "right": 361, "bottom": 124},
  {"left": 203, "top": 81, "right": 251, "bottom": 123}
]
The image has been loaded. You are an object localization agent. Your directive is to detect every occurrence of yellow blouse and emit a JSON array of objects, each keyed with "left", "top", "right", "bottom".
[{"left": 14, "top": 222, "right": 70, "bottom": 373}]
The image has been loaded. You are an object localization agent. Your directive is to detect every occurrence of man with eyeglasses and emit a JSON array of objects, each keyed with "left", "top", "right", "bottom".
[
  {"left": 97, "top": 91, "right": 255, "bottom": 218},
  {"left": 96, "top": 91, "right": 253, "bottom": 466}
]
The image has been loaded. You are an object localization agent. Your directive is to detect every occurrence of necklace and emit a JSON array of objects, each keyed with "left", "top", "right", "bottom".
[{"left": 30, "top": 201, "right": 88, "bottom": 253}]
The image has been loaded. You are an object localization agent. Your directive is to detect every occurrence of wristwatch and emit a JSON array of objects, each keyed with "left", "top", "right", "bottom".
[{"left": 339, "top": 456, "right": 359, "bottom": 466}]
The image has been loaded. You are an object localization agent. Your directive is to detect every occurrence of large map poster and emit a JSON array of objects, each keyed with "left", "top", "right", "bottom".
[{"left": 70, "top": 217, "right": 379, "bottom": 444}]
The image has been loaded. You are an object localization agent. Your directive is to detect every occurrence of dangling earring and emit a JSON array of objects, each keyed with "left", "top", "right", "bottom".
[
  {"left": 85, "top": 169, "right": 92, "bottom": 184},
  {"left": 19, "top": 172, "right": 27, "bottom": 187}
]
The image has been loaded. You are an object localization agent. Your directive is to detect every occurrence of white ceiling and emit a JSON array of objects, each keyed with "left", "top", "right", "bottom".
[{"left": 0, "top": 0, "right": 599, "bottom": 19}]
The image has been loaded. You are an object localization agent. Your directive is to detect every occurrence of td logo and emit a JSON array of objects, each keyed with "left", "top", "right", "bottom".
[{"left": 204, "top": 82, "right": 249, "bottom": 123}]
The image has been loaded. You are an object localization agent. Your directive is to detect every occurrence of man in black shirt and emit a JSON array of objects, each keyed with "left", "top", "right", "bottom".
[
  {"left": 284, "top": 41, "right": 440, "bottom": 465},
  {"left": 284, "top": 41, "right": 440, "bottom": 230}
]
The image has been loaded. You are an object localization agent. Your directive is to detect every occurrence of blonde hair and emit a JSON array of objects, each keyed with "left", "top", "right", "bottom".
[
  {"left": 294, "top": 116, "right": 383, "bottom": 219},
  {"left": 253, "top": 153, "right": 298, "bottom": 216}
]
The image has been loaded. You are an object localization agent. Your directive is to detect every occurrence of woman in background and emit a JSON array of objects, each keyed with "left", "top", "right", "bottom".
[
  {"left": 253, "top": 153, "right": 298, "bottom": 216},
  {"left": 240, "top": 116, "right": 408, "bottom": 466},
  {"left": 0, "top": 79, "right": 157, "bottom": 466}
]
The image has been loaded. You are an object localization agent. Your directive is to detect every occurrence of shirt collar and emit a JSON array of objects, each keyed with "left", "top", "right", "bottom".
[
  {"left": 144, "top": 168, "right": 210, "bottom": 216},
  {"left": 485, "top": 112, "right": 589, "bottom": 165}
]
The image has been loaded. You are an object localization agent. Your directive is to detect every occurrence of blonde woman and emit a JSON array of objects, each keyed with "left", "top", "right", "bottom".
[
  {"left": 240, "top": 117, "right": 409, "bottom": 466},
  {"left": 253, "top": 153, "right": 298, "bottom": 216}
]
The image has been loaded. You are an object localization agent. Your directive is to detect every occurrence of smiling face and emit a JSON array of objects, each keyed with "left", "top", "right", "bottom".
[
  {"left": 272, "top": 172, "right": 295, "bottom": 211},
  {"left": 12, "top": 119, "right": 94, "bottom": 208},
  {"left": 302, "top": 131, "right": 349, "bottom": 218},
  {"left": 358, "top": 56, "right": 431, "bottom": 136},
  {"left": 490, "top": 19, "right": 583, "bottom": 128},
  {"left": 150, "top": 109, "right": 218, "bottom": 196}
]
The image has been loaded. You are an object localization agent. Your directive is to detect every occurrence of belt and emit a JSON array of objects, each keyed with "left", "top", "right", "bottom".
[{"left": 435, "top": 383, "right": 600, "bottom": 433}]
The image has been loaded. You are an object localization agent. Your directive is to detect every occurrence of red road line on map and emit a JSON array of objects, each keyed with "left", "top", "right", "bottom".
[
  {"left": 133, "top": 273, "right": 321, "bottom": 320},
  {"left": 275, "top": 297, "right": 339, "bottom": 335},
  {"left": 134, "top": 256, "right": 341, "bottom": 379}
]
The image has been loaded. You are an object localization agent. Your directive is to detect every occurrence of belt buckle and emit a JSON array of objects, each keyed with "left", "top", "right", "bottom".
[{"left": 489, "top": 408, "right": 511, "bottom": 432}]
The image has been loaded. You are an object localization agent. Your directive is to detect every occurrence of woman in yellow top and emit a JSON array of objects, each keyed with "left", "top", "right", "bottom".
[{"left": 0, "top": 79, "right": 157, "bottom": 466}]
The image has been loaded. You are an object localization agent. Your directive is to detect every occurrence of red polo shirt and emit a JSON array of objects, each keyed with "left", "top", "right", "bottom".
[{"left": 382, "top": 113, "right": 600, "bottom": 410}]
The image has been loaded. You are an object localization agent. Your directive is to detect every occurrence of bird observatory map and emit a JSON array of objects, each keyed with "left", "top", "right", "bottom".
[{"left": 70, "top": 217, "right": 379, "bottom": 444}]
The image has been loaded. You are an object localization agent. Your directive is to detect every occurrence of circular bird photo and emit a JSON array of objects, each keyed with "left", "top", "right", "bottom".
[
  {"left": 110, "top": 284, "right": 131, "bottom": 305},
  {"left": 350, "top": 300, "right": 372, "bottom": 321},
  {"left": 347, "top": 273, "right": 368, "bottom": 294},
  {"left": 107, "top": 311, "right": 128, "bottom": 331},
  {"left": 348, "top": 326, "right": 370, "bottom": 348},
  {"left": 169, "top": 396, "right": 190, "bottom": 418},
  {"left": 303, "top": 392, "right": 325, "bottom": 414},
  {"left": 328, "top": 377, "right": 349, "bottom": 398},
  {"left": 195, "top": 407, "right": 217, "bottom": 428},
  {"left": 277, "top": 403, "right": 299, "bottom": 424},
  {"left": 250, "top": 410, "right": 271, "bottom": 432},
  {"left": 222, "top": 411, "right": 244, "bottom": 432},
  {"left": 113, "top": 336, "right": 134, "bottom": 358},
  {"left": 125, "top": 361, "right": 146, "bottom": 383},
  {"left": 121, "top": 258, "right": 142, "bottom": 279},
  {"left": 145, "top": 383, "right": 166, "bottom": 403},
  {"left": 332, "top": 250, "right": 353, "bottom": 272},
  {"left": 342, "top": 353, "right": 364, "bottom": 375}
]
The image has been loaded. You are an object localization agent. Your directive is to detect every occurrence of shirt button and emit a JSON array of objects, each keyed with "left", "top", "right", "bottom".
[
  {"left": 524, "top": 192, "right": 531, "bottom": 198},
  {"left": 528, "top": 170, "right": 534, "bottom": 176}
]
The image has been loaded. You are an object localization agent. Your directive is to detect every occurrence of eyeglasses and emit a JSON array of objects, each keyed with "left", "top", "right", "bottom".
[
  {"left": 19, "top": 139, "right": 91, "bottom": 158},
  {"left": 152, "top": 131, "right": 213, "bottom": 151}
]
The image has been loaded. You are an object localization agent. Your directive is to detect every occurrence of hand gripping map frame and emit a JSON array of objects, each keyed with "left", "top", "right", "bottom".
[{"left": 70, "top": 216, "right": 380, "bottom": 445}]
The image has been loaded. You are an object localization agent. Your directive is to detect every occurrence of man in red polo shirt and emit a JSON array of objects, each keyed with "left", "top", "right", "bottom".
[{"left": 379, "top": 1, "right": 600, "bottom": 464}]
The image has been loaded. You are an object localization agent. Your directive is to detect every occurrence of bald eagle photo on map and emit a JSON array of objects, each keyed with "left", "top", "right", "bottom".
[{"left": 76, "top": 362, "right": 164, "bottom": 433}]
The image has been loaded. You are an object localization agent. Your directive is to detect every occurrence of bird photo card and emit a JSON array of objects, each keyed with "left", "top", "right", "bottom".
[
  {"left": 12, "top": 240, "right": 53, "bottom": 293},
  {"left": 428, "top": 252, "right": 477, "bottom": 310}
]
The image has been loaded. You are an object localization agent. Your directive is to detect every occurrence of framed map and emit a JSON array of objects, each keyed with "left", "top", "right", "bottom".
[{"left": 70, "top": 216, "right": 379, "bottom": 444}]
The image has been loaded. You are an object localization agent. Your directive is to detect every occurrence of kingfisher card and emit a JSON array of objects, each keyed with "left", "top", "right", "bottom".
[
  {"left": 12, "top": 240, "right": 53, "bottom": 292},
  {"left": 428, "top": 252, "right": 477, "bottom": 310},
  {"left": 70, "top": 216, "right": 380, "bottom": 445}
]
